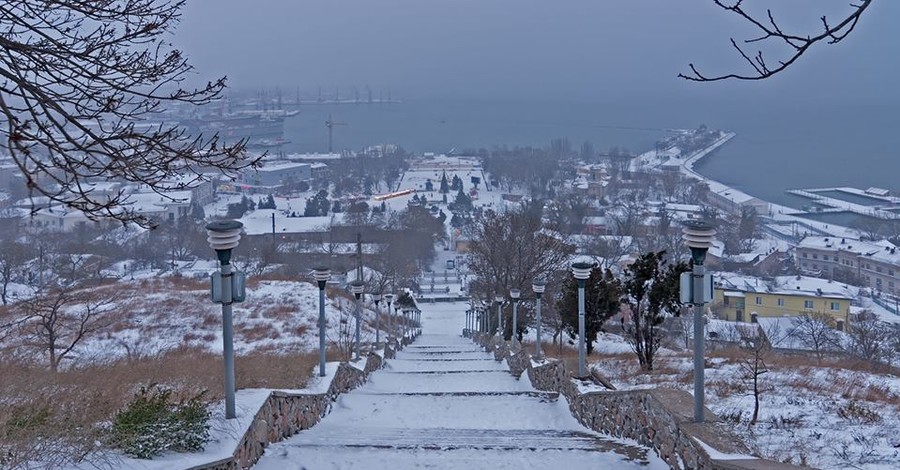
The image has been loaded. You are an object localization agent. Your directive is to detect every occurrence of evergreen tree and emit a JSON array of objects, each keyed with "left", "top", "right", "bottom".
[
  {"left": 450, "top": 174, "right": 462, "bottom": 191},
  {"left": 557, "top": 267, "right": 621, "bottom": 355},
  {"left": 332, "top": 200, "right": 343, "bottom": 213},
  {"left": 621, "top": 251, "right": 689, "bottom": 371},
  {"left": 304, "top": 190, "right": 330, "bottom": 216},
  {"left": 454, "top": 187, "right": 473, "bottom": 213},
  {"left": 190, "top": 202, "right": 205, "bottom": 221},
  {"left": 439, "top": 171, "right": 449, "bottom": 194}
]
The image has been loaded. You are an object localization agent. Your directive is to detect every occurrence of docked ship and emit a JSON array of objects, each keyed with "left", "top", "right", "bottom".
[{"left": 179, "top": 110, "right": 296, "bottom": 149}]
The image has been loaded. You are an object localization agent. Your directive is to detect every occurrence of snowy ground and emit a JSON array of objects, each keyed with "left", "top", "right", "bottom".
[
  {"left": 255, "top": 302, "right": 667, "bottom": 470},
  {"left": 0, "top": 277, "right": 392, "bottom": 365},
  {"left": 589, "top": 339, "right": 900, "bottom": 470}
]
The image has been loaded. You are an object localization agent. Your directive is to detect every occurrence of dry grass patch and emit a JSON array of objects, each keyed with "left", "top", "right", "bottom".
[{"left": 0, "top": 348, "right": 316, "bottom": 468}]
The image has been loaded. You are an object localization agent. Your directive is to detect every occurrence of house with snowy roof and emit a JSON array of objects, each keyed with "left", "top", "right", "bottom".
[
  {"left": 795, "top": 236, "right": 900, "bottom": 295},
  {"left": 711, "top": 272, "right": 855, "bottom": 330}
]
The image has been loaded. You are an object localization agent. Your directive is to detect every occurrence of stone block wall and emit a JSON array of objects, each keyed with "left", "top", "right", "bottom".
[
  {"left": 188, "top": 351, "right": 385, "bottom": 470},
  {"left": 472, "top": 335, "right": 803, "bottom": 470}
]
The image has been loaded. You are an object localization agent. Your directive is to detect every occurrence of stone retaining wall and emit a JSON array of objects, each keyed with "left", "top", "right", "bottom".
[
  {"left": 471, "top": 334, "right": 804, "bottom": 470},
  {"left": 187, "top": 346, "right": 395, "bottom": 470}
]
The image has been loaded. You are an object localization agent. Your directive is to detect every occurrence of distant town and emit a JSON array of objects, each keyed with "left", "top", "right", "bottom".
[{"left": 1, "top": 120, "right": 898, "bottom": 468}]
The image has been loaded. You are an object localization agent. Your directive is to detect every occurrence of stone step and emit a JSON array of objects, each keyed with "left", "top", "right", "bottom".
[
  {"left": 385, "top": 369, "right": 508, "bottom": 375},
  {"left": 280, "top": 427, "right": 650, "bottom": 458},
  {"left": 357, "top": 391, "right": 559, "bottom": 400},
  {"left": 396, "top": 358, "right": 492, "bottom": 362}
]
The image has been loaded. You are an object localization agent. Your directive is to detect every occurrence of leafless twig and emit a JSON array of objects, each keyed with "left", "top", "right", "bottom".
[{"left": 680, "top": 0, "right": 873, "bottom": 81}]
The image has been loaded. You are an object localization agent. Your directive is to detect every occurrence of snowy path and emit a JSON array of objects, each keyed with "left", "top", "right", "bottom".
[{"left": 255, "top": 302, "right": 666, "bottom": 470}]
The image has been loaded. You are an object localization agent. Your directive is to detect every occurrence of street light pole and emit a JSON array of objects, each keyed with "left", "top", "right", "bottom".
[
  {"left": 206, "top": 220, "right": 243, "bottom": 419},
  {"left": 532, "top": 279, "right": 546, "bottom": 358},
  {"left": 312, "top": 267, "right": 331, "bottom": 377},
  {"left": 384, "top": 293, "right": 394, "bottom": 345},
  {"left": 372, "top": 293, "right": 382, "bottom": 345},
  {"left": 494, "top": 294, "right": 504, "bottom": 338},
  {"left": 394, "top": 304, "right": 401, "bottom": 348},
  {"left": 350, "top": 280, "right": 365, "bottom": 361},
  {"left": 683, "top": 221, "right": 716, "bottom": 423},
  {"left": 510, "top": 288, "right": 520, "bottom": 345},
  {"left": 572, "top": 262, "right": 594, "bottom": 378}
]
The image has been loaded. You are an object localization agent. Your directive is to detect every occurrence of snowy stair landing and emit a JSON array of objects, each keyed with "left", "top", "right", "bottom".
[{"left": 253, "top": 303, "right": 667, "bottom": 470}]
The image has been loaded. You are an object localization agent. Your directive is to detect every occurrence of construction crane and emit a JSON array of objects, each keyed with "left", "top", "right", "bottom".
[{"left": 325, "top": 113, "right": 347, "bottom": 153}]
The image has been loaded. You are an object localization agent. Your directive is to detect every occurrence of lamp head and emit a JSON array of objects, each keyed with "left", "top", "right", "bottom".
[
  {"left": 494, "top": 294, "right": 504, "bottom": 303},
  {"left": 509, "top": 288, "right": 521, "bottom": 300},
  {"left": 350, "top": 280, "right": 365, "bottom": 297},
  {"left": 682, "top": 220, "right": 717, "bottom": 265},
  {"left": 571, "top": 261, "right": 594, "bottom": 280},
  {"left": 312, "top": 266, "right": 331, "bottom": 283},
  {"left": 532, "top": 279, "right": 546, "bottom": 295},
  {"left": 206, "top": 220, "right": 243, "bottom": 264},
  {"left": 384, "top": 293, "right": 394, "bottom": 303},
  {"left": 372, "top": 293, "right": 382, "bottom": 302}
]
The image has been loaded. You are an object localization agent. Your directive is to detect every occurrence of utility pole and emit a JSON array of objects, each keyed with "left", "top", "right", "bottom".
[{"left": 325, "top": 114, "right": 347, "bottom": 153}]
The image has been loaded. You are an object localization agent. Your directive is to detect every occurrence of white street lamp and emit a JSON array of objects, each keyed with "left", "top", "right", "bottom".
[
  {"left": 509, "top": 288, "right": 521, "bottom": 345},
  {"left": 571, "top": 261, "right": 594, "bottom": 378},
  {"left": 206, "top": 220, "right": 243, "bottom": 419},
  {"left": 532, "top": 279, "right": 546, "bottom": 358},
  {"left": 312, "top": 267, "right": 331, "bottom": 377},
  {"left": 683, "top": 220, "right": 717, "bottom": 423},
  {"left": 494, "top": 294, "right": 504, "bottom": 338},
  {"left": 384, "top": 293, "right": 394, "bottom": 345},
  {"left": 350, "top": 280, "right": 365, "bottom": 360},
  {"left": 372, "top": 293, "right": 382, "bottom": 346}
]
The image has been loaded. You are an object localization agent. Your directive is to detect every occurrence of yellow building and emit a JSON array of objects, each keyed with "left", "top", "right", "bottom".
[{"left": 711, "top": 275, "right": 853, "bottom": 331}]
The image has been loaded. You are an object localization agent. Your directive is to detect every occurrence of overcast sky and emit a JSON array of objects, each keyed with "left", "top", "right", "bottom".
[{"left": 175, "top": 1, "right": 898, "bottom": 105}]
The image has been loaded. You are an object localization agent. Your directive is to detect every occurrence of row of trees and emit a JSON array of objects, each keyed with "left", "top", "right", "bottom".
[{"left": 466, "top": 205, "right": 689, "bottom": 370}]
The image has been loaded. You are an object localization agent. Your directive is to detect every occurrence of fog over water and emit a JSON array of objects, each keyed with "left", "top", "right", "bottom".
[{"left": 178, "top": 1, "right": 900, "bottom": 207}]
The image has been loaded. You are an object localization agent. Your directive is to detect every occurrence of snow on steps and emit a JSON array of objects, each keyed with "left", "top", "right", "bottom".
[{"left": 471, "top": 333, "right": 812, "bottom": 470}]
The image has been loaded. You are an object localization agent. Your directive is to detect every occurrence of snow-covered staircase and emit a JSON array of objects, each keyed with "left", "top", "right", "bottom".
[{"left": 253, "top": 303, "right": 666, "bottom": 470}]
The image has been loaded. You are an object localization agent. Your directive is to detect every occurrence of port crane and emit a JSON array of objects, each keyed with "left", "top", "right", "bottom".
[{"left": 325, "top": 114, "right": 347, "bottom": 153}]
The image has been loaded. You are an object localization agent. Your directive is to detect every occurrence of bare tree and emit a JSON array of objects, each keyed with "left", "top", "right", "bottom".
[
  {"left": 466, "top": 206, "right": 573, "bottom": 302},
  {"left": 0, "top": 1, "right": 258, "bottom": 227},
  {"left": 847, "top": 310, "right": 890, "bottom": 365},
  {"left": 735, "top": 323, "right": 770, "bottom": 426},
  {"left": 19, "top": 283, "right": 117, "bottom": 370},
  {"left": 0, "top": 239, "right": 31, "bottom": 304},
  {"left": 580, "top": 235, "right": 632, "bottom": 272},
  {"left": 681, "top": 0, "right": 874, "bottom": 82},
  {"left": 791, "top": 312, "right": 841, "bottom": 364}
]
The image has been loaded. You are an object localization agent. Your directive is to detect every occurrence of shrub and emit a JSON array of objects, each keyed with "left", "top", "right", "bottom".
[
  {"left": 110, "top": 386, "right": 210, "bottom": 459},
  {"left": 836, "top": 401, "right": 881, "bottom": 425}
]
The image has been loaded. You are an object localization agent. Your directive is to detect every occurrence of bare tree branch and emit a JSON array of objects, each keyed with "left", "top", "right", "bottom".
[
  {"left": 680, "top": 0, "right": 873, "bottom": 82},
  {"left": 0, "top": 1, "right": 261, "bottom": 227}
]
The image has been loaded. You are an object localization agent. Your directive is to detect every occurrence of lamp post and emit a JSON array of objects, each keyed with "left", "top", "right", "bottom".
[
  {"left": 571, "top": 261, "right": 594, "bottom": 378},
  {"left": 494, "top": 294, "right": 504, "bottom": 337},
  {"left": 312, "top": 267, "right": 331, "bottom": 377},
  {"left": 532, "top": 279, "right": 546, "bottom": 359},
  {"left": 403, "top": 309, "right": 410, "bottom": 342},
  {"left": 384, "top": 293, "right": 394, "bottom": 344},
  {"left": 683, "top": 220, "right": 716, "bottom": 423},
  {"left": 394, "top": 303, "right": 401, "bottom": 348},
  {"left": 509, "top": 288, "right": 521, "bottom": 345},
  {"left": 350, "top": 280, "right": 365, "bottom": 361},
  {"left": 206, "top": 220, "right": 243, "bottom": 419},
  {"left": 372, "top": 293, "right": 382, "bottom": 346}
]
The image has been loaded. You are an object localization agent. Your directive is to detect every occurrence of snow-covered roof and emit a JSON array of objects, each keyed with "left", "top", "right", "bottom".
[
  {"left": 714, "top": 271, "right": 856, "bottom": 300},
  {"left": 257, "top": 161, "right": 310, "bottom": 173}
]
